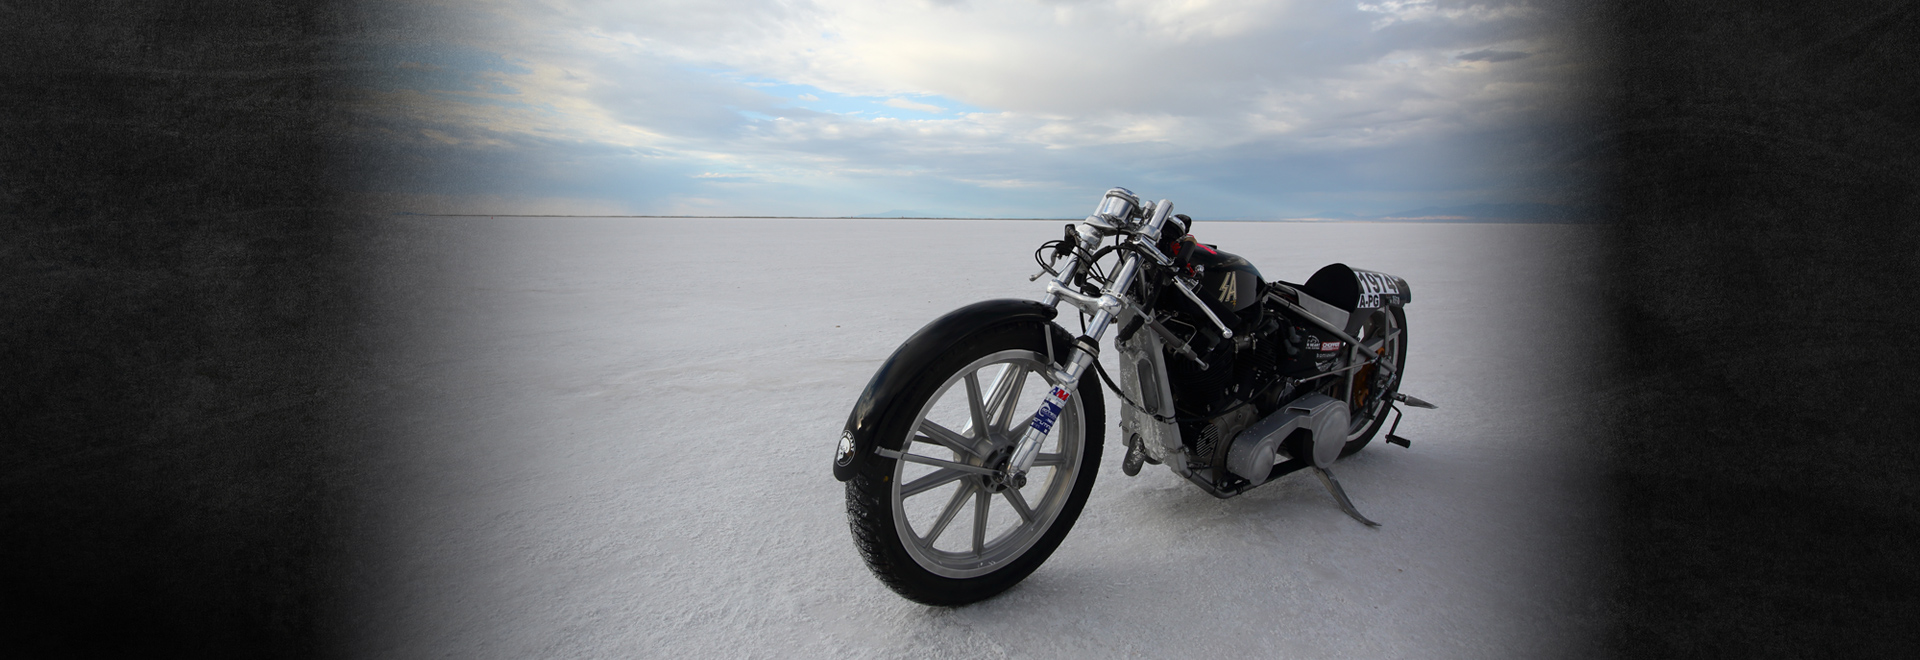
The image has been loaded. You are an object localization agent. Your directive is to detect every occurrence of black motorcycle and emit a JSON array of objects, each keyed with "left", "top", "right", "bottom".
[{"left": 832, "top": 187, "right": 1435, "bottom": 604}]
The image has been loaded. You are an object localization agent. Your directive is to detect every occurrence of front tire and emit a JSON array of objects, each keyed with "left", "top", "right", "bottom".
[{"left": 845, "top": 321, "right": 1104, "bottom": 605}]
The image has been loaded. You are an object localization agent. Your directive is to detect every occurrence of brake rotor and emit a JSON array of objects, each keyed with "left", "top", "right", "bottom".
[{"left": 1350, "top": 344, "right": 1386, "bottom": 415}]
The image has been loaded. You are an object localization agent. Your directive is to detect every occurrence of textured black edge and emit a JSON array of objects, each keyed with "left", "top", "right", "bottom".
[
  {"left": 1590, "top": 0, "right": 1920, "bottom": 655},
  {"left": 9, "top": 0, "right": 1919, "bottom": 655},
  {"left": 1, "top": 2, "right": 372, "bottom": 657}
]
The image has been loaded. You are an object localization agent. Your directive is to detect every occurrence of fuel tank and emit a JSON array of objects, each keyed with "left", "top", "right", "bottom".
[{"left": 1171, "top": 237, "right": 1263, "bottom": 325}]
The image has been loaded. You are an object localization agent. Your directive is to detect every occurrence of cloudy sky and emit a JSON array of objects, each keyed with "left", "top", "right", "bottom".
[{"left": 347, "top": 0, "right": 1594, "bottom": 218}]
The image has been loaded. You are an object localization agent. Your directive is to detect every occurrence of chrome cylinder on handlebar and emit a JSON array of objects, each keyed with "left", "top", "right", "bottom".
[
  {"left": 1140, "top": 195, "right": 1173, "bottom": 245},
  {"left": 1095, "top": 187, "right": 1139, "bottom": 224}
]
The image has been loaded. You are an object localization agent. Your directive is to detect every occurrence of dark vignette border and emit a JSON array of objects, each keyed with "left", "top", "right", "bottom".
[
  {"left": 1, "top": 2, "right": 376, "bottom": 657},
  {"left": 1589, "top": 0, "right": 1920, "bottom": 656},
  {"left": 4, "top": 1, "right": 1919, "bottom": 657}
]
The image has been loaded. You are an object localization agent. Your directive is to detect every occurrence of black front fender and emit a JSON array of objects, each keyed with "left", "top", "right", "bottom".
[{"left": 832, "top": 299, "right": 1058, "bottom": 482}]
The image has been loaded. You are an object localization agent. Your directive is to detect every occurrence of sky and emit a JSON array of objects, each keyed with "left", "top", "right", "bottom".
[{"left": 345, "top": 0, "right": 1597, "bottom": 219}]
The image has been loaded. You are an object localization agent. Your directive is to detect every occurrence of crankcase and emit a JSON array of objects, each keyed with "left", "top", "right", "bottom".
[{"left": 1224, "top": 393, "right": 1349, "bottom": 486}]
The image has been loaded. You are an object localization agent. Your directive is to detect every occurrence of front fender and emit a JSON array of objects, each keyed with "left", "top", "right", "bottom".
[{"left": 832, "top": 299, "right": 1059, "bottom": 481}]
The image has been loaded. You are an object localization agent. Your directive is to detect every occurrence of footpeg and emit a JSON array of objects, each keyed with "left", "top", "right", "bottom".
[
  {"left": 1314, "top": 467, "right": 1381, "bottom": 527},
  {"left": 1122, "top": 433, "right": 1157, "bottom": 476},
  {"left": 1392, "top": 392, "right": 1437, "bottom": 409},
  {"left": 1382, "top": 404, "right": 1413, "bottom": 448}
]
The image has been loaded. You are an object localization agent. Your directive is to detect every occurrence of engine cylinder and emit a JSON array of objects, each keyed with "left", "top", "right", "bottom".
[{"left": 1165, "top": 339, "right": 1234, "bottom": 414}]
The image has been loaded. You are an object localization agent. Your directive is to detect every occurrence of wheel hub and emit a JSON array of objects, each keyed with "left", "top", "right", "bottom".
[{"left": 976, "top": 445, "right": 1025, "bottom": 492}]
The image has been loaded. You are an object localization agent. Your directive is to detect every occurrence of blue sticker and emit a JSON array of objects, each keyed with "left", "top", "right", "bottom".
[{"left": 1029, "top": 387, "right": 1069, "bottom": 436}]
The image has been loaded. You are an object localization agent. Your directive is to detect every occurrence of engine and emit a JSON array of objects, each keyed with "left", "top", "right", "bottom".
[{"left": 1149, "top": 239, "right": 1331, "bottom": 472}]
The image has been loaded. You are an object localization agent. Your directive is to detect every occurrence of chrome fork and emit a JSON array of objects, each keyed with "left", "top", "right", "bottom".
[{"left": 1003, "top": 195, "right": 1174, "bottom": 479}]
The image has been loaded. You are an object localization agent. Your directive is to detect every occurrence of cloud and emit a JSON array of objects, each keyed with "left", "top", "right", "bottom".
[
  {"left": 1457, "top": 49, "right": 1530, "bottom": 62},
  {"left": 342, "top": 0, "right": 1596, "bottom": 218}
]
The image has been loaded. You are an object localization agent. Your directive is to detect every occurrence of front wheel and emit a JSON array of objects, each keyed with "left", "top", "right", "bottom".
[{"left": 845, "top": 321, "right": 1104, "bottom": 605}]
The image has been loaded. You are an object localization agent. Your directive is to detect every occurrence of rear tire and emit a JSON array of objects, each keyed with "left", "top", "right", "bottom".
[
  {"left": 845, "top": 321, "right": 1103, "bottom": 605},
  {"left": 1340, "top": 306, "right": 1408, "bottom": 457}
]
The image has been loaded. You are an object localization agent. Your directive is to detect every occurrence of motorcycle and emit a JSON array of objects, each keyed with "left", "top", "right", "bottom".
[{"left": 832, "top": 187, "right": 1436, "bottom": 605}]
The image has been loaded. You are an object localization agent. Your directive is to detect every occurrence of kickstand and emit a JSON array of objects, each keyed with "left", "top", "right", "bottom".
[{"left": 1314, "top": 467, "right": 1381, "bottom": 528}]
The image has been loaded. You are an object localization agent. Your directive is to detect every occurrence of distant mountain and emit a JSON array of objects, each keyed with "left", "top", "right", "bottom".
[
  {"left": 852, "top": 210, "right": 955, "bottom": 218},
  {"left": 1264, "top": 203, "right": 1596, "bottom": 223},
  {"left": 1306, "top": 211, "right": 1369, "bottom": 220},
  {"left": 1369, "top": 203, "right": 1597, "bottom": 223}
]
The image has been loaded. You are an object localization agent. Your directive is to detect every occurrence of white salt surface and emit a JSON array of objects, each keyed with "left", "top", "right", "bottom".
[{"left": 352, "top": 218, "right": 1610, "bottom": 658}]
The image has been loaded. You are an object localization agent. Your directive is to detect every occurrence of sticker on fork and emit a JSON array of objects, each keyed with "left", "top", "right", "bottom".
[{"left": 1028, "top": 386, "right": 1071, "bottom": 436}]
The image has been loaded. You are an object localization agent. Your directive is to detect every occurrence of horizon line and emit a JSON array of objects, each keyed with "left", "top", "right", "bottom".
[
  {"left": 395, "top": 213, "right": 1075, "bottom": 220},
  {"left": 390, "top": 213, "right": 1596, "bottom": 224}
]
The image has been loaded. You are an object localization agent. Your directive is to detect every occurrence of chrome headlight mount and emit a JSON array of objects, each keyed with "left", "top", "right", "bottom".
[{"left": 1085, "top": 186, "right": 1143, "bottom": 232}]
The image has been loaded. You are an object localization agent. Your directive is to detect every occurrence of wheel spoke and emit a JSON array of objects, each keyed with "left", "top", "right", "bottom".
[
  {"left": 879, "top": 347, "right": 1094, "bottom": 580},
  {"left": 922, "top": 481, "right": 974, "bottom": 544},
  {"left": 891, "top": 451, "right": 998, "bottom": 476},
  {"left": 963, "top": 371, "right": 989, "bottom": 440},
  {"left": 972, "top": 488, "right": 990, "bottom": 554},
  {"left": 985, "top": 364, "right": 1028, "bottom": 433},
  {"left": 900, "top": 467, "right": 969, "bottom": 499},
  {"left": 1007, "top": 412, "right": 1036, "bottom": 439},
  {"left": 1001, "top": 487, "right": 1034, "bottom": 524},
  {"left": 915, "top": 420, "right": 983, "bottom": 458}
]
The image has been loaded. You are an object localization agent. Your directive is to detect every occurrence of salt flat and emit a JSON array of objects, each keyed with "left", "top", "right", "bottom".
[{"left": 348, "top": 217, "right": 1611, "bottom": 659}]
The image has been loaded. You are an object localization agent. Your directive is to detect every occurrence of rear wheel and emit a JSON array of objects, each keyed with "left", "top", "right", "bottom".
[
  {"left": 1340, "top": 306, "right": 1408, "bottom": 457},
  {"left": 845, "top": 321, "right": 1103, "bottom": 605}
]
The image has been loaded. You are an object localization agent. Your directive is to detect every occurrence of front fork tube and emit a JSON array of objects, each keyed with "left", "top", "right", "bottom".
[{"left": 1005, "top": 254, "right": 1142, "bottom": 476}]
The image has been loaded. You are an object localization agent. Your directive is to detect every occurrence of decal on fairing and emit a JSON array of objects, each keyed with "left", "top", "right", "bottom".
[
  {"left": 1218, "top": 271, "right": 1239, "bottom": 307},
  {"left": 1318, "top": 340, "right": 1344, "bottom": 352}
]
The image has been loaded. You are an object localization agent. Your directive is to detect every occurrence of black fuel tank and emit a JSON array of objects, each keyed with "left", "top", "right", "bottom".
[{"left": 1175, "top": 239, "right": 1263, "bottom": 316}]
